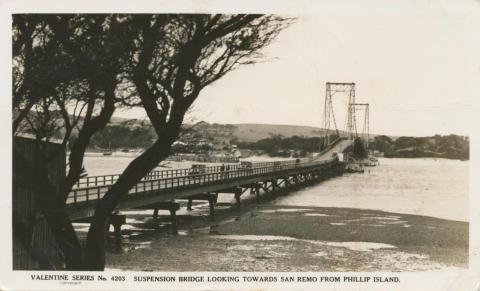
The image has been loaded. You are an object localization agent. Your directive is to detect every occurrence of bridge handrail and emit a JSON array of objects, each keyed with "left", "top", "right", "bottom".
[
  {"left": 73, "top": 158, "right": 311, "bottom": 188},
  {"left": 67, "top": 158, "right": 338, "bottom": 205}
]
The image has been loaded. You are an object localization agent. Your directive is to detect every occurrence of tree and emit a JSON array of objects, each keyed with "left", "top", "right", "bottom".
[
  {"left": 13, "top": 14, "right": 291, "bottom": 270},
  {"left": 85, "top": 14, "right": 292, "bottom": 269},
  {"left": 13, "top": 14, "right": 137, "bottom": 269},
  {"left": 373, "top": 135, "right": 393, "bottom": 153},
  {"left": 352, "top": 137, "right": 368, "bottom": 158}
]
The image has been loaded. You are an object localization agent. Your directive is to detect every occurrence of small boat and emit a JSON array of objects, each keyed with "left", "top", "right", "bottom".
[
  {"left": 345, "top": 163, "right": 364, "bottom": 173},
  {"left": 102, "top": 142, "right": 113, "bottom": 155},
  {"left": 362, "top": 157, "right": 379, "bottom": 167}
]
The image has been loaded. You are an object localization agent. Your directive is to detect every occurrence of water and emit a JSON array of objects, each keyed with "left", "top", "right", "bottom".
[
  {"left": 81, "top": 152, "right": 293, "bottom": 176},
  {"left": 209, "top": 234, "right": 397, "bottom": 252},
  {"left": 83, "top": 153, "right": 139, "bottom": 176},
  {"left": 82, "top": 152, "right": 230, "bottom": 176},
  {"left": 274, "top": 158, "right": 469, "bottom": 222}
]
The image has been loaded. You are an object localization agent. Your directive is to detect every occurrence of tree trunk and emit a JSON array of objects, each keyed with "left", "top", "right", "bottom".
[
  {"left": 84, "top": 137, "right": 175, "bottom": 269},
  {"left": 13, "top": 149, "right": 86, "bottom": 269}
]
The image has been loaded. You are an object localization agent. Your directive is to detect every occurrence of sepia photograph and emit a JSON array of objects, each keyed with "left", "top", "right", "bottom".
[{"left": 2, "top": 0, "right": 480, "bottom": 290}]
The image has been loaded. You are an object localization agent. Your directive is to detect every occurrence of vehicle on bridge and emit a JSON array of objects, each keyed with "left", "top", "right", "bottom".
[
  {"left": 188, "top": 164, "right": 207, "bottom": 180},
  {"left": 239, "top": 161, "right": 254, "bottom": 174},
  {"left": 331, "top": 151, "right": 345, "bottom": 161},
  {"left": 363, "top": 157, "right": 379, "bottom": 167},
  {"left": 273, "top": 161, "right": 282, "bottom": 170}
]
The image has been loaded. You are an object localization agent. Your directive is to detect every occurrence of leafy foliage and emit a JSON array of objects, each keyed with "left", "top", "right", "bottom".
[
  {"left": 13, "top": 14, "right": 292, "bottom": 270},
  {"left": 237, "top": 135, "right": 336, "bottom": 157},
  {"left": 372, "top": 134, "right": 469, "bottom": 160}
]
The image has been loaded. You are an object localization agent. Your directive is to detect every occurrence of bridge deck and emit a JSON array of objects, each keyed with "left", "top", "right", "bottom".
[
  {"left": 73, "top": 161, "right": 292, "bottom": 188},
  {"left": 66, "top": 140, "right": 350, "bottom": 220},
  {"left": 73, "top": 139, "right": 352, "bottom": 189},
  {"left": 317, "top": 139, "right": 354, "bottom": 161},
  {"left": 66, "top": 159, "right": 341, "bottom": 220}
]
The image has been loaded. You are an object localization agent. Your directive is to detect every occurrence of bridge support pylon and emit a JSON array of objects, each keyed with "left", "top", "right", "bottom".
[
  {"left": 242, "top": 182, "right": 263, "bottom": 204},
  {"left": 184, "top": 193, "right": 218, "bottom": 221},
  {"left": 217, "top": 186, "right": 244, "bottom": 210},
  {"left": 234, "top": 188, "right": 242, "bottom": 211},
  {"left": 148, "top": 201, "right": 180, "bottom": 234},
  {"left": 270, "top": 179, "right": 278, "bottom": 196}
]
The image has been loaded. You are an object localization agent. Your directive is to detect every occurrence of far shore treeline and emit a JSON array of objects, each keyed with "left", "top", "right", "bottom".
[
  {"left": 373, "top": 134, "right": 469, "bottom": 160},
  {"left": 81, "top": 120, "right": 468, "bottom": 160}
]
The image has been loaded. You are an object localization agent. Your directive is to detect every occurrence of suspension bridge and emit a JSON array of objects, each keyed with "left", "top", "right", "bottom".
[{"left": 65, "top": 81, "right": 374, "bottom": 251}]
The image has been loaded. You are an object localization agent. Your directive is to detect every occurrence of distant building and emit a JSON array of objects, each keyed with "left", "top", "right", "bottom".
[{"left": 232, "top": 149, "right": 242, "bottom": 158}]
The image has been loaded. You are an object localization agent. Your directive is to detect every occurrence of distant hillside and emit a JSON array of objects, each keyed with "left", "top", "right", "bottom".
[
  {"left": 229, "top": 123, "right": 326, "bottom": 142},
  {"left": 84, "top": 118, "right": 468, "bottom": 160},
  {"left": 85, "top": 120, "right": 335, "bottom": 150}
]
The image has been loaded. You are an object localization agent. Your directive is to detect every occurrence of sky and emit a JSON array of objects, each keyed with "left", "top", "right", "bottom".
[
  {"left": 0, "top": 1, "right": 478, "bottom": 137},
  {"left": 67, "top": 1, "right": 480, "bottom": 136}
]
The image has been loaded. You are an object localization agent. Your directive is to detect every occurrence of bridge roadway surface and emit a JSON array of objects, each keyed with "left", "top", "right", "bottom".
[
  {"left": 316, "top": 139, "right": 354, "bottom": 161},
  {"left": 66, "top": 139, "right": 353, "bottom": 220}
]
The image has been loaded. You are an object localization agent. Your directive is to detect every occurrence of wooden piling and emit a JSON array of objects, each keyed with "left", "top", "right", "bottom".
[{"left": 234, "top": 188, "right": 241, "bottom": 210}]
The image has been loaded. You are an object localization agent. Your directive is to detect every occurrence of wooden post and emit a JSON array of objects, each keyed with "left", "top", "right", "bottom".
[
  {"left": 208, "top": 197, "right": 216, "bottom": 221},
  {"left": 234, "top": 188, "right": 241, "bottom": 210},
  {"left": 169, "top": 207, "right": 178, "bottom": 235},
  {"left": 187, "top": 199, "right": 193, "bottom": 211},
  {"left": 261, "top": 181, "right": 268, "bottom": 194},
  {"left": 293, "top": 175, "right": 299, "bottom": 186},
  {"left": 153, "top": 208, "right": 159, "bottom": 219},
  {"left": 271, "top": 179, "right": 277, "bottom": 196},
  {"left": 255, "top": 185, "right": 260, "bottom": 204}
]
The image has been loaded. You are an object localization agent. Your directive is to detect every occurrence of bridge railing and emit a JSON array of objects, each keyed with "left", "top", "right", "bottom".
[
  {"left": 73, "top": 158, "right": 311, "bottom": 188},
  {"left": 67, "top": 158, "right": 336, "bottom": 205},
  {"left": 74, "top": 165, "right": 230, "bottom": 188}
]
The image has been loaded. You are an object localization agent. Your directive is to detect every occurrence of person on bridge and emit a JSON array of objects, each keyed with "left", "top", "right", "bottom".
[{"left": 220, "top": 164, "right": 227, "bottom": 179}]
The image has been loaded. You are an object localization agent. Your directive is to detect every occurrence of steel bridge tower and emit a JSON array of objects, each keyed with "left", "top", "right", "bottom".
[
  {"left": 350, "top": 103, "right": 370, "bottom": 150},
  {"left": 322, "top": 82, "right": 357, "bottom": 147}
]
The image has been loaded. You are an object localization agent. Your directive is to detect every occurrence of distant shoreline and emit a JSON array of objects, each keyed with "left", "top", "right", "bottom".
[
  {"left": 81, "top": 150, "right": 469, "bottom": 161},
  {"left": 383, "top": 150, "right": 469, "bottom": 161}
]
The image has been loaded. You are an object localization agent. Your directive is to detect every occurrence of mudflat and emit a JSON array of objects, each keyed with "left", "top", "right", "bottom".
[{"left": 104, "top": 199, "right": 468, "bottom": 272}]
